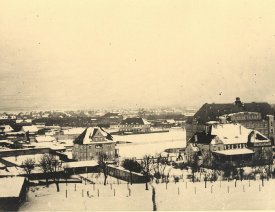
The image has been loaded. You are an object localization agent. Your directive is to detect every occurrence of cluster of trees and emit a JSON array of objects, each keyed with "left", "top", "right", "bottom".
[
  {"left": 33, "top": 117, "right": 98, "bottom": 127},
  {"left": 121, "top": 154, "right": 171, "bottom": 189},
  {"left": 22, "top": 154, "right": 63, "bottom": 192},
  {"left": 187, "top": 149, "right": 274, "bottom": 183}
]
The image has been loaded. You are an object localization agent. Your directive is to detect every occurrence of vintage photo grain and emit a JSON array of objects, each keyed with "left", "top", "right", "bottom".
[{"left": 0, "top": 0, "right": 275, "bottom": 211}]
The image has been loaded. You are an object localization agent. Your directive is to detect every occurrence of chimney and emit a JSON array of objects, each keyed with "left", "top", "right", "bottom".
[
  {"left": 195, "top": 135, "right": 198, "bottom": 142},
  {"left": 235, "top": 97, "right": 243, "bottom": 108}
]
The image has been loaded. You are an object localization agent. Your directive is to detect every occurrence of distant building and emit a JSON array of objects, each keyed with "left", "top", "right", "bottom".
[
  {"left": 0, "top": 177, "right": 27, "bottom": 211},
  {"left": 21, "top": 126, "right": 38, "bottom": 135},
  {"left": 0, "top": 115, "right": 9, "bottom": 120},
  {"left": 73, "top": 127, "right": 117, "bottom": 161},
  {"left": 98, "top": 112, "right": 123, "bottom": 127},
  {"left": 0, "top": 125, "right": 14, "bottom": 135},
  {"left": 185, "top": 122, "right": 273, "bottom": 168},
  {"left": 119, "top": 117, "right": 151, "bottom": 133},
  {"left": 186, "top": 97, "right": 275, "bottom": 141}
]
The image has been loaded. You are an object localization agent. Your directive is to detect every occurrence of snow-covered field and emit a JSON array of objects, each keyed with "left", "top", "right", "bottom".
[
  {"left": 113, "top": 128, "right": 186, "bottom": 159},
  {"left": 20, "top": 178, "right": 275, "bottom": 211}
]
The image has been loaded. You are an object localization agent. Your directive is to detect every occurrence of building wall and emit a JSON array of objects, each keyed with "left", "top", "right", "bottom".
[
  {"left": 186, "top": 115, "right": 275, "bottom": 142},
  {"left": 73, "top": 142, "right": 116, "bottom": 161},
  {"left": 185, "top": 123, "right": 204, "bottom": 142},
  {"left": 119, "top": 124, "right": 150, "bottom": 133}
]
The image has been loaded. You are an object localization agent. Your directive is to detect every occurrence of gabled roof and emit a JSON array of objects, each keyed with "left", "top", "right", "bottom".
[
  {"left": 73, "top": 127, "right": 113, "bottom": 145},
  {"left": 120, "top": 117, "right": 150, "bottom": 125},
  {"left": 191, "top": 101, "right": 274, "bottom": 124},
  {"left": 191, "top": 123, "right": 270, "bottom": 145},
  {"left": 0, "top": 125, "right": 14, "bottom": 132}
]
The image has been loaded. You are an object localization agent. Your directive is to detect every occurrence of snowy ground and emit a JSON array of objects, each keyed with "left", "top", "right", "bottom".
[
  {"left": 114, "top": 128, "right": 186, "bottom": 159},
  {"left": 20, "top": 178, "right": 275, "bottom": 211}
]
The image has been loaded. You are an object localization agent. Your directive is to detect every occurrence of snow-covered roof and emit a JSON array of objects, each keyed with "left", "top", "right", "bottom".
[
  {"left": 22, "top": 126, "right": 38, "bottom": 133},
  {"left": 214, "top": 148, "right": 254, "bottom": 156},
  {"left": 226, "top": 111, "right": 260, "bottom": 117},
  {"left": 0, "top": 177, "right": 25, "bottom": 198},
  {"left": 35, "top": 135, "right": 56, "bottom": 143},
  {"left": 210, "top": 123, "right": 269, "bottom": 145},
  {"left": 0, "top": 125, "right": 14, "bottom": 132},
  {"left": 120, "top": 117, "right": 151, "bottom": 125},
  {"left": 63, "top": 160, "right": 98, "bottom": 168},
  {"left": 2, "top": 154, "right": 46, "bottom": 166},
  {"left": 74, "top": 127, "right": 113, "bottom": 145},
  {"left": 32, "top": 142, "right": 65, "bottom": 151},
  {"left": 62, "top": 127, "right": 86, "bottom": 135},
  {"left": 166, "top": 119, "right": 176, "bottom": 124}
]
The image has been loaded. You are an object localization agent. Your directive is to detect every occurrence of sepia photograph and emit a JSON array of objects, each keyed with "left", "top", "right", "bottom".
[{"left": 1, "top": 0, "right": 275, "bottom": 211}]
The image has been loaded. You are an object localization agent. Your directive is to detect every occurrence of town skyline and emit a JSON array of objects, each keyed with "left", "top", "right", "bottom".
[{"left": 1, "top": 0, "right": 275, "bottom": 110}]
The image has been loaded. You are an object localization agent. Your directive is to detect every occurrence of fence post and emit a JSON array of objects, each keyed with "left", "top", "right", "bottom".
[
  {"left": 98, "top": 189, "right": 100, "bottom": 197},
  {"left": 129, "top": 188, "right": 131, "bottom": 196},
  {"left": 66, "top": 189, "right": 67, "bottom": 198},
  {"left": 178, "top": 187, "right": 179, "bottom": 195},
  {"left": 227, "top": 185, "right": 229, "bottom": 193},
  {"left": 114, "top": 189, "right": 116, "bottom": 196},
  {"left": 243, "top": 185, "right": 245, "bottom": 192},
  {"left": 82, "top": 189, "right": 84, "bottom": 197},
  {"left": 75, "top": 184, "right": 76, "bottom": 191}
]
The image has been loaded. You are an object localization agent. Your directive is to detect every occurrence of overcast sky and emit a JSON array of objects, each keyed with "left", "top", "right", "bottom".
[{"left": 1, "top": 0, "right": 275, "bottom": 110}]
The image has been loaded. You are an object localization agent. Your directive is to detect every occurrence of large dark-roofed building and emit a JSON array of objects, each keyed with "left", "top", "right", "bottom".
[{"left": 186, "top": 98, "right": 275, "bottom": 141}]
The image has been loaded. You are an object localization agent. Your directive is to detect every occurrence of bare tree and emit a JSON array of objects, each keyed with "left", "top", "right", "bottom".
[
  {"left": 189, "top": 153, "right": 200, "bottom": 183},
  {"left": 39, "top": 154, "right": 62, "bottom": 192},
  {"left": 152, "top": 154, "right": 169, "bottom": 183},
  {"left": 22, "top": 158, "right": 35, "bottom": 186},
  {"left": 98, "top": 153, "right": 109, "bottom": 185},
  {"left": 140, "top": 155, "right": 154, "bottom": 190}
]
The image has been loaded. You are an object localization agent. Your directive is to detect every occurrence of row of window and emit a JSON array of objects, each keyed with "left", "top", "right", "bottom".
[
  {"left": 75, "top": 150, "right": 114, "bottom": 160},
  {"left": 224, "top": 143, "right": 247, "bottom": 150},
  {"left": 78, "top": 144, "right": 113, "bottom": 151}
]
